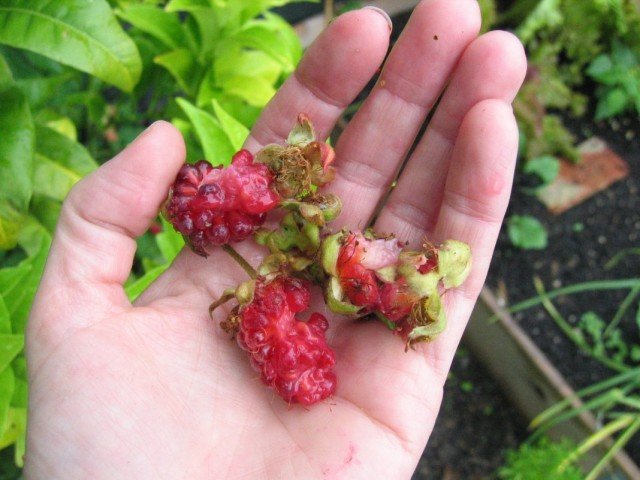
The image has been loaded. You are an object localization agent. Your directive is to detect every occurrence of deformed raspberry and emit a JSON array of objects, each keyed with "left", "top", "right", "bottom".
[
  {"left": 235, "top": 275, "right": 336, "bottom": 406},
  {"left": 164, "top": 150, "right": 280, "bottom": 256},
  {"left": 336, "top": 232, "right": 402, "bottom": 312},
  {"left": 322, "top": 230, "right": 472, "bottom": 347}
]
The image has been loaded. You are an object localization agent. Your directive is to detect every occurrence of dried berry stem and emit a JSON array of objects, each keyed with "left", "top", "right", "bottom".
[{"left": 222, "top": 245, "right": 257, "bottom": 279}]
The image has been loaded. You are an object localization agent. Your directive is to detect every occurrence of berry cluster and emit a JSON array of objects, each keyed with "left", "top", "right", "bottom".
[
  {"left": 230, "top": 276, "right": 336, "bottom": 406},
  {"left": 164, "top": 114, "right": 472, "bottom": 406},
  {"left": 164, "top": 150, "right": 280, "bottom": 256}
]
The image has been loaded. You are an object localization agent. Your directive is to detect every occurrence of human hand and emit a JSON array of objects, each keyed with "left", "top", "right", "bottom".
[{"left": 25, "top": 1, "right": 526, "bottom": 478}]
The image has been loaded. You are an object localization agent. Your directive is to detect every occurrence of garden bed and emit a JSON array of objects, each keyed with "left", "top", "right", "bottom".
[{"left": 485, "top": 110, "right": 640, "bottom": 462}]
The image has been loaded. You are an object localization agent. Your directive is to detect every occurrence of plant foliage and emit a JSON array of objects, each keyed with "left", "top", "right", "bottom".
[{"left": 0, "top": 0, "right": 312, "bottom": 468}]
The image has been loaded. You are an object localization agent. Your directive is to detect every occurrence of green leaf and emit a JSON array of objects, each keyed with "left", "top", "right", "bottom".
[
  {"left": 165, "top": 0, "right": 209, "bottom": 12},
  {"left": 1, "top": 407, "right": 26, "bottom": 466},
  {"left": 33, "top": 124, "right": 97, "bottom": 201},
  {"left": 212, "top": 100, "right": 249, "bottom": 150},
  {"left": 0, "top": 0, "right": 141, "bottom": 91},
  {"left": 215, "top": 49, "right": 281, "bottom": 85},
  {"left": 587, "top": 55, "right": 614, "bottom": 81},
  {"left": 0, "top": 295, "right": 10, "bottom": 336},
  {"left": 0, "top": 52, "right": 13, "bottom": 90},
  {"left": 0, "top": 367, "right": 14, "bottom": 442},
  {"left": 10, "top": 356, "right": 27, "bottom": 407},
  {"left": 18, "top": 216, "right": 51, "bottom": 256},
  {"left": 0, "top": 202, "right": 25, "bottom": 251},
  {"left": 1, "top": 229, "right": 51, "bottom": 334},
  {"left": 30, "top": 195, "right": 61, "bottom": 234},
  {"left": 507, "top": 215, "right": 548, "bottom": 250},
  {"left": 176, "top": 98, "right": 235, "bottom": 164},
  {"left": 220, "top": 75, "right": 276, "bottom": 107},
  {"left": 0, "top": 336, "right": 23, "bottom": 373},
  {"left": 154, "top": 48, "right": 199, "bottom": 96},
  {"left": 125, "top": 264, "right": 168, "bottom": 301},
  {"left": 595, "top": 88, "right": 629, "bottom": 120},
  {"left": 117, "top": 5, "right": 188, "bottom": 50},
  {"left": 0, "top": 85, "right": 34, "bottom": 214},
  {"left": 0, "top": 263, "right": 31, "bottom": 301},
  {"left": 524, "top": 155, "right": 560, "bottom": 185},
  {"left": 156, "top": 218, "right": 184, "bottom": 263},
  {"left": 45, "top": 116, "right": 78, "bottom": 141},
  {"left": 232, "top": 15, "right": 301, "bottom": 71},
  {"left": 16, "top": 73, "right": 75, "bottom": 110}
]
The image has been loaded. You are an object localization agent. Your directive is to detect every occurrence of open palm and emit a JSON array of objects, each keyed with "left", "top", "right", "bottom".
[{"left": 25, "top": 2, "right": 526, "bottom": 478}]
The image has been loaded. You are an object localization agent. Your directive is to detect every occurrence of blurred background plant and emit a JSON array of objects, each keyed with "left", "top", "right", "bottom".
[{"left": 0, "top": 0, "right": 313, "bottom": 471}]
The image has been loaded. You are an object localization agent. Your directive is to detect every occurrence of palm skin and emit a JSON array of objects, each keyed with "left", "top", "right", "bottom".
[{"left": 25, "top": 1, "right": 527, "bottom": 478}]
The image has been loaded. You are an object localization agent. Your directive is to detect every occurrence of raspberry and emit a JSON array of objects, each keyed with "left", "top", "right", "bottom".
[
  {"left": 336, "top": 232, "right": 401, "bottom": 311},
  {"left": 165, "top": 150, "right": 280, "bottom": 256},
  {"left": 236, "top": 276, "right": 336, "bottom": 405}
]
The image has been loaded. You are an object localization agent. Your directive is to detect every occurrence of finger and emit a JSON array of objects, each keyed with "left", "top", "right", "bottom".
[
  {"left": 330, "top": 0, "right": 481, "bottom": 228},
  {"left": 139, "top": 8, "right": 392, "bottom": 307},
  {"left": 375, "top": 31, "right": 526, "bottom": 242},
  {"left": 31, "top": 122, "right": 185, "bottom": 334},
  {"left": 243, "top": 7, "right": 392, "bottom": 152},
  {"left": 426, "top": 99, "right": 520, "bottom": 375}
]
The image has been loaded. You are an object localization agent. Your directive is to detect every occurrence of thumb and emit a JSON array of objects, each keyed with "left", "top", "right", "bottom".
[{"left": 30, "top": 121, "right": 185, "bottom": 342}]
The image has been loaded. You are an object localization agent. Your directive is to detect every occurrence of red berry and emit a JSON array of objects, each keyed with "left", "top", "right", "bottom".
[
  {"left": 378, "top": 280, "right": 415, "bottom": 322},
  {"left": 165, "top": 152, "right": 280, "bottom": 255},
  {"left": 237, "top": 276, "right": 336, "bottom": 406}
]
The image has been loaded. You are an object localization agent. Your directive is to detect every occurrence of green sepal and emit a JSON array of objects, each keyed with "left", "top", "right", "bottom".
[
  {"left": 301, "top": 221, "right": 320, "bottom": 250},
  {"left": 407, "top": 292, "right": 447, "bottom": 345},
  {"left": 321, "top": 231, "right": 343, "bottom": 277},
  {"left": 235, "top": 280, "right": 255, "bottom": 305},
  {"left": 325, "top": 276, "right": 361, "bottom": 315},
  {"left": 375, "top": 265, "right": 397, "bottom": 284},
  {"left": 398, "top": 261, "right": 440, "bottom": 298},
  {"left": 438, "top": 240, "right": 472, "bottom": 289},
  {"left": 208, "top": 287, "right": 237, "bottom": 317},
  {"left": 287, "top": 113, "right": 316, "bottom": 146},
  {"left": 254, "top": 143, "right": 285, "bottom": 169},
  {"left": 281, "top": 193, "right": 342, "bottom": 226}
]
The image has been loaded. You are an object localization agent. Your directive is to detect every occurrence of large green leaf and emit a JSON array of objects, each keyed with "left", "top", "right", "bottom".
[
  {"left": 1, "top": 228, "right": 51, "bottom": 334},
  {"left": 220, "top": 75, "right": 275, "bottom": 106},
  {"left": 0, "top": 335, "right": 22, "bottom": 373},
  {"left": 16, "top": 73, "right": 75, "bottom": 109},
  {"left": 0, "top": 0, "right": 141, "bottom": 91},
  {"left": 165, "top": 0, "right": 209, "bottom": 11},
  {"left": 0, "top": 52, "right": 13, "bottom": 89},
  {"left": 0, "top": 296, "right": 10, "bottom": 335},
  {"left": 125, "top": 264, "right": 168, "bottom": 301},
  {"left": 0, "top": 367, "right": 14, "bottom": 442},
  {"left": 33, "top": 124, "right": 97, "bottom": 201},
  {"left": 117, "top": 5, "right": 189, "bottom": 50},
  {"left": 154, "top": 48, "right": 199, "bottom": 96},
  {"left": 215, "top": 49, "right": 281, "bottom": 86},
  {"left": 176, "top": 98, "right": 235, "bottom": 164},
  {"left": 156, "top": 218, "right": 184, "bottom": 263},
  {"left": 0, "top": 85, "right": 34, "bottom": 213},
  {"left": 31, "top": 195, "right": 62, "bottom": 234},
  {"left": 212, "top": 100, "right": 249, "bottom": 150},
  {"left": 0, "top": 202, "right": 25, "bottom": 251},
  {"left": 0, "top": 407, "right": 26, "bottom": 466},
  {"left": 0, "top": 263, "right": 31, "bottom": 300},
  {"left": 232, "top": 14, "right": 302, "bottom": 71},
  {"left": 10, "top": 355, "right": 26, "bottom": 408}
]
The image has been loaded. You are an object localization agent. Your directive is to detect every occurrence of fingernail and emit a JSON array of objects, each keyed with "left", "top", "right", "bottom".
[{"left": 363, "top": 6, "right": 393, "bottom": 32}]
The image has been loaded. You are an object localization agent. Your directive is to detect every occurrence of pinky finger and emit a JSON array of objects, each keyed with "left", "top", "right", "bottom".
[{"left": 428, "top": 99, "right": 519, "bottom": 372}]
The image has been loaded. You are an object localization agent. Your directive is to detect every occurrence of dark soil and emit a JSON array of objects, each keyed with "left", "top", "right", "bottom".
[
  {"left": 486, "top": 110, "right": 640, "bottom": 461},
  {"left": 412, "top": 348, "right": 527, "bottom": 480}
]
